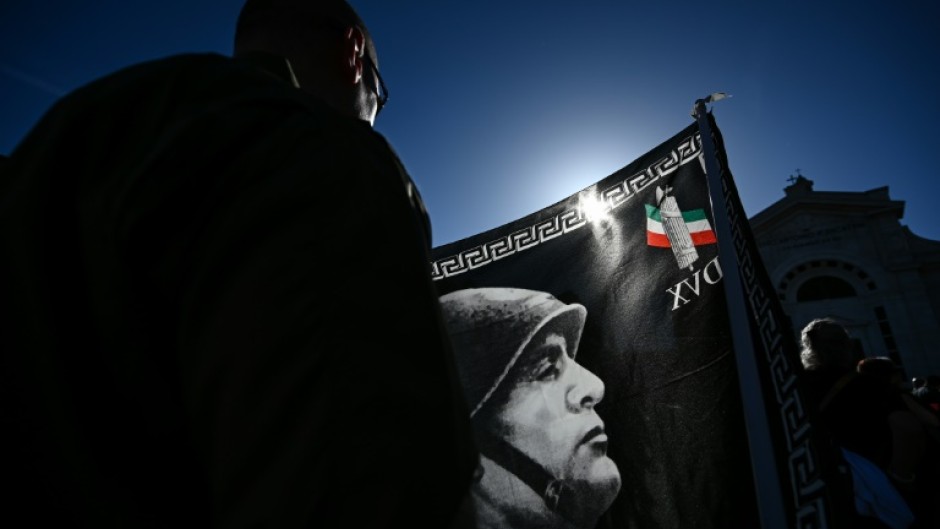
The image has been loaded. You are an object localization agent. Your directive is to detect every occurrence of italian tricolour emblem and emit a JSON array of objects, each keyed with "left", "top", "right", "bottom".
[{"left": 646, "top": 186, "right": 716, "bottom": 270}]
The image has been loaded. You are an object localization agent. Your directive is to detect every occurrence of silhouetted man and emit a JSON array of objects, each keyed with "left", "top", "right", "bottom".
[{"left": 1, "top": 1, "right": 476, "bottom": 527}]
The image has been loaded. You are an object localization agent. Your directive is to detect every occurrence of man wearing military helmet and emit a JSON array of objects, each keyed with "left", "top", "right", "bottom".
[{"left": 440, "top": 287, "right": 622, "bottom": 529}]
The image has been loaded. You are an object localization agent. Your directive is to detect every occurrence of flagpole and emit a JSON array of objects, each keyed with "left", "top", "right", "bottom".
[{"left": 693, "top": 96, "right": 787, "bottom": 529}]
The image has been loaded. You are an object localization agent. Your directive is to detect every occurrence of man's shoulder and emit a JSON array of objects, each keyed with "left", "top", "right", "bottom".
[
  {"left": 13, "top": 52, "right": 409, "bottom": 188},
  {"left": 36, "top": 52, "right": 382, "bottom": 151},
  {"left": 27, "top": 53, "right": 290, "bottom": 134},
  {"left": 80, "top": 53, "right": 309, "bottom": 110}
]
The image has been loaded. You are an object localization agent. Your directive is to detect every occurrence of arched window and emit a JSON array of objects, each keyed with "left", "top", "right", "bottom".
[{"left": 796, "top": 276, "right": 857, "bottom": 302}]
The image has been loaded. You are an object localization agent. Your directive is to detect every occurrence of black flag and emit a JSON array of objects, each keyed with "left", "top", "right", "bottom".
[
  {"left": 433, "top": 121, "right": 757, "bottom": 528},
  {"left": 431, "top": 114, "right": 852, "bottom": 528},
  {"left": 700, "top": 110, "right": 854, "bottom": 529}
]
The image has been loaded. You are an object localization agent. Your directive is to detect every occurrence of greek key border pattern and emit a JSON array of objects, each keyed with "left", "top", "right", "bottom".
[
  {"left": 431, "top": 134, "right": 703, "bottom": 280},
  {"left": 721, "top": 164, "right": 829, "bottom": 529}
]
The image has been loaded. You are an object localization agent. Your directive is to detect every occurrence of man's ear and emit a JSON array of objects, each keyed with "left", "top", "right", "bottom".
[{"left": 343, "top": 25, "right": 365, "bottom": 85}]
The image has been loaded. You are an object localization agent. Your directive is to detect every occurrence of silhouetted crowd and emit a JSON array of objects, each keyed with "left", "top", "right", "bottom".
[{"left": 800, "top": 318, "right": 940, "bottom": 529}]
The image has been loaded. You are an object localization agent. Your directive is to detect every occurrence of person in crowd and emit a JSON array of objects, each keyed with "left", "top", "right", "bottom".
[
  {"left": 800, "top": 319, "right": 936, "bottom": 528},
  {"left": 857, "top": 357, "right": 905, "bottom": 388},
  {"left": 856, "top": 359, "right": 937, "bottom": 465},
  {"left": 857, "top": 358, "right": 940, "bottom": 528},
  {"left": 440, "top": 287, "right": 622, "bottom": 529},
  {"left": 914, "top": 376, "right": 940, "bottom": 417},
  {"left": 859, "top": 359, "right": 940, "bottom": 430},
  {"left": 1, "top": 1, "right": 477, "bottom": 527},
  {"left": 800, "top": 322, "right": 907, "bottom": 472}
]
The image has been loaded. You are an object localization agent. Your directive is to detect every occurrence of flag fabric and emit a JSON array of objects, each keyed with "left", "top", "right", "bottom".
[
  {"left": 430, "top": 116, "right": 850, "bottom": 529},
  {"left": 704, "top": 111, "right": 854, "bottom": 529},
  {"left": 433, "top": 121, "right": 754, "bottom": 529},
  {"left": 644, "top": 204, "right": 716, "bottom": 248}
]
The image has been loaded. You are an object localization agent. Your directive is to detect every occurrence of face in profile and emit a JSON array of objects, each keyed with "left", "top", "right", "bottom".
[
  {"left": 489, "top": 331, "right": 622, "bottom": 525},
  {"left": 438, "top": 287, "right": 621, "bottom": 527}
]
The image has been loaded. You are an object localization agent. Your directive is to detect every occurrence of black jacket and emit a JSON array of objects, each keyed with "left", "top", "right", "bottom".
[{"left": 1, "top": 53, "right": 476, "bottom": 528}]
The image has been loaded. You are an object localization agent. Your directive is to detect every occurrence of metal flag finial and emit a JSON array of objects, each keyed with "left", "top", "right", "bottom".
[
  {"left": 691, "top": 92, "right": 732, "bottom": 118},
  {"left": 705, "top": 92, "right": 730, "bottom": 103}
]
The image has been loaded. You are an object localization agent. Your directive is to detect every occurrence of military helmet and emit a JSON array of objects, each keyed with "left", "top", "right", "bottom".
[{"left": 439, "top": 287, "right": 587, "bottom": 418}]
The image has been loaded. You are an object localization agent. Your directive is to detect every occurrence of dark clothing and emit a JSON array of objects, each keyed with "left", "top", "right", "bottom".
[
  {"left": 913, "top": 387, "right": 940, "bottom": 418},
  {"left": 802, "top": 367, "right": 905, "bottom": 470},
  {"left": 801, "top": 368, "right": 917, "bottom": 528},
  {"left": 1, "top": 53, "right": 476, "bottom": 528}
]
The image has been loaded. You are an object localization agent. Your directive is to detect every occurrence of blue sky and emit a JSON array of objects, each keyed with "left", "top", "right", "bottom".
[{"left": 2, "top": 0, "right": 938, "bottom": 245}]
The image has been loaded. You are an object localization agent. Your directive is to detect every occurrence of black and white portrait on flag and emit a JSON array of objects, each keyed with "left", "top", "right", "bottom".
[
  {"left": 431, "top": 123, "right": 760, "bottom": 528},
  {"left": 439, "top": 287, "right": 622, "bottom": 529}
]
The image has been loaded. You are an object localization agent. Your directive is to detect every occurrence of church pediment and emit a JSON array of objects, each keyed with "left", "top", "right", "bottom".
[
  {"left": 753, "top": 212, "right": 868, "bottom": 249},
  {"left": 750, "top": 178, "right": 904, "bottom": 239}
]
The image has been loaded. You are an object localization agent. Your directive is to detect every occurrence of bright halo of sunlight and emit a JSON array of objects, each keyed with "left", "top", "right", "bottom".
[{"left": 579, "top": 194, "right": 611, "bottom": 224}]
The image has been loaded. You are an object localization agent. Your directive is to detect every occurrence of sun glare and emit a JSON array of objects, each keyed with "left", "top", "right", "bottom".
[{"left": 579, "top": 194, "right": 611, "bottom": 224}]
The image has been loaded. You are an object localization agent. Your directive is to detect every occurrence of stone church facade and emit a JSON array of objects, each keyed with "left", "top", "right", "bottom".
[{"left": 749, "top": 176, "right": 940, "bottom": 379}]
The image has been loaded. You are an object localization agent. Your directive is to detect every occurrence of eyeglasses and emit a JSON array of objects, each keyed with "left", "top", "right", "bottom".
[{"left": 363, "top": 54, "right": 388, "bottom": 116}]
